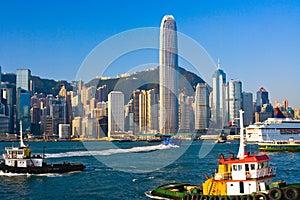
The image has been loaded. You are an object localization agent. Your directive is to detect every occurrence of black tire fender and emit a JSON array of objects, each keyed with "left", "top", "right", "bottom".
[
  {"left": 209, "top": 196, "right": 218, "bottom": 200},
  {"left": 219, "top": 196, "right": 229, "bottom": 200},
  {"left": 241, "top": 195, "right": 253, "bottom": 200},
  {"left": 268, "top": 188, "right": 283, "bottom": 200},
  {"left": 254, "top": 193, "right": 268, "bottom": 200},
  {"left": 230, "top": 196, "right": 240, "bottom": 200},
  {"left": 284, "top": 187, "right": 299, "bottom": 200}
]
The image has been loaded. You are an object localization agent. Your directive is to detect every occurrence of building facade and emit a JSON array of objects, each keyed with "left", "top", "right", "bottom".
[
  {"left": 159, "top": 15, "right": 178, "bottom": 134},
  {"left": 108, "top": 91, "right": 124, "bottom": 137}
]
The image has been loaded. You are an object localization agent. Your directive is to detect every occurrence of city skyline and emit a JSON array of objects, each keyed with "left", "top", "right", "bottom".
[{"left": 0, "top": 1, "right": 300, "bottom": 108}]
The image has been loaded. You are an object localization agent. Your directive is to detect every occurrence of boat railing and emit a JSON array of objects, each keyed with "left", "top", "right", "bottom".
[
  {"left": 255, "top": 167, "right": 276, "bottom": 178},
  {"left": 214, "top": 172, "right": 232, "bottom": 180}
]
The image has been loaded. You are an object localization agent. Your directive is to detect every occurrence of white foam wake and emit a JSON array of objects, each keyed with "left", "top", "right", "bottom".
[{"left": 46, "top": 144, "right": 178, "bottom": 158}]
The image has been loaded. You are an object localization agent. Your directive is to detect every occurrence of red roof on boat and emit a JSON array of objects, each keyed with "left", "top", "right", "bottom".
[{"left": 218, "top": 152, "right": 270, "bottom": 164}]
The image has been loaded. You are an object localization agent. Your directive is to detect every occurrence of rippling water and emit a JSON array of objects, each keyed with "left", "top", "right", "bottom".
[{"left": 0, "top": 140, "right": 299, "bottom": 199}]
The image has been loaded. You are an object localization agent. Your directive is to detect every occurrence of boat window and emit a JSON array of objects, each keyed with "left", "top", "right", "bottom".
[
  {"left": 233, "top": 165, "right": 237, "bottom": 171},
  {"left": 238, "top": 165, "right": 242, "bottom": 171},
  {"left": 251, "top": 164, "right": 255, "bottom": 170},
  {"left": 18, "top": 151, "right": 23, "bottom": 155}
]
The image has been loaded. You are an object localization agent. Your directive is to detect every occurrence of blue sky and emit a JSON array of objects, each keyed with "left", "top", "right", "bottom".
[{"left": 0, "top": 0, "right": 299, "bottom": 108}]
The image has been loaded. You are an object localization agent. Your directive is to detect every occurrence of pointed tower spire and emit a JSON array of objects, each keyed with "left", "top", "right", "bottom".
[{"left": 217, "top": 58, "right": 221, "bottom": 69}]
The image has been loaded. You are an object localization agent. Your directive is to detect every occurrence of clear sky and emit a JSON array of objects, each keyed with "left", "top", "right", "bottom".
[{"left": 0, "top": 0, "right": 299, "bottom": 108}]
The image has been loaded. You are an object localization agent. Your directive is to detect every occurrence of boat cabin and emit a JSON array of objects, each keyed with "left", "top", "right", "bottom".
[
  {"left": 3, "top": 146, "right": 43, "bottom": 168},
  {"left": 203, "top": 152, "right": 276, "bottom": 196}
]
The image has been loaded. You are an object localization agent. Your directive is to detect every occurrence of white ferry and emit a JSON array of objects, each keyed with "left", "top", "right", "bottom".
[{"left": 246, "top": 118, "right": 300, "bottom": 143}]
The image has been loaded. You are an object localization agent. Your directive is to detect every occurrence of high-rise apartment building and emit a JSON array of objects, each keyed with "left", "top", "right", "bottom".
[
  {"left": 108, "top": 91, "right": 124, "bottom": 137},
  {"left": 159, "top": 15, "right": 178, "bottom": 134},
  {"left": 194, "top": 83, "right": 210, "bottom": 130},
  {"left": 212, "top": 59, "right": 226, "bottom": 129}
]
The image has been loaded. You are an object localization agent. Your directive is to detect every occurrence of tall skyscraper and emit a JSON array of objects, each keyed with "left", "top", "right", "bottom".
[
  {"left": 242, "top": 92, "right": 254, "bottom": 126},
  {"left": 108, "top": 91, "right": 124, "bottom": 137},
  {"left": 16, "top": 69, "right": 31, "bottom": 133},
  {"left": 212, "top": 59, "right": 226, "bottom": 129},
  {"left": 16, "top": 69, "right": 31, "bottom": 90},
  {"left": 226, "top": 80, "right": 242, "bottom": 124},
  {"left": 256, "top": 87, "right": 269, "bottom": 112},
  {"left": 195, "top": 83, "right": 210, "bottom": 130},
  {"left": 159, "top": 15, "right": 178, "bottom": 134}
]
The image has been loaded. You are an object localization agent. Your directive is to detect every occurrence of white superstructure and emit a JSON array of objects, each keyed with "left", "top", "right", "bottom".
[{"left": 246, "top": 118, "right": 300, "bottom": 142}]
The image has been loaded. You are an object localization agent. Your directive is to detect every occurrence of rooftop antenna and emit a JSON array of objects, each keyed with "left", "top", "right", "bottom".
[
  {"left": 237, "top": 109, "right": 245, "bottom": 159},
  {"left": 217, "top": 58, "right": 221, "bottom": 69}
]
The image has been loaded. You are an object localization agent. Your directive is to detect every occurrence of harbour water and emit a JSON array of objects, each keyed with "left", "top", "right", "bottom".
[{"left": 0, "top": 140, "right": 300, "bottom": 199}]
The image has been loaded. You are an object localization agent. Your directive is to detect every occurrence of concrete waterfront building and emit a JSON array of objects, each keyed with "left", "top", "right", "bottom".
[
  {"left": 159, "top": 15, "right": 178, "bottom": 134},
  {"left": 212, "top": 59, "right": 226, "bottom": 129},
  {"left": 108, "top": 91, "right": 124, "bottom": 137},
  {"left": 195, "top": 83, "right": 210, "bottom": 130}
]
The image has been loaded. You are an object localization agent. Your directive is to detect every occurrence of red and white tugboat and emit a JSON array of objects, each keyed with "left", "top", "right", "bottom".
[
  {"left": 146, "top": 110, "right": 300, "bottom": 200},
  {"left": 0, "top": 122, "right": 85, "bottom": 175}
]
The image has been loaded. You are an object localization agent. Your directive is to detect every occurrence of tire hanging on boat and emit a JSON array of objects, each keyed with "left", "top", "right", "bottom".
[
  {"left": 230, "top": 195, "right": 240, "bottom": 200},
  {"left": 208, "top": 196, "right": 218, "bottom": 200},
  {"left": 191, "top": 194, "right": 200, "bottom": 200},
  {"left": 183, "top": 194, "right": 191, "bottom": 200},
  {"left": 219, "top": 196, "right": 229, "bottom": 200},
  {"left": 253, "top": 193, "right": 268, "bottom": 200},
  {"left": 268, "top": 188, "right": 283, "bottom": 200},
  {"left": 241, "top": 195, "right": 252, "bottom": 200},
  {"left": 283, "top": 187, "right": 299, "bottom": 200},
  {"left": 200, "top": 195, "right": 209, "bottom": 200}
]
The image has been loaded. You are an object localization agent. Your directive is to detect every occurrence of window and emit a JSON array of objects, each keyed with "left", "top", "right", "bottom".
[
  {"left": 233, "top": 165, "right": 237, "bottom": 171},
  {"left": 251, "top": 164, "right": 255, "bottom": 170},
  {"left": 238, "top": 165, "right": 242, "bottom": 171}
]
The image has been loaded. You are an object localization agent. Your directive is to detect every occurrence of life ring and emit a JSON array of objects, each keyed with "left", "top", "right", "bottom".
[
  {"left": 268, "top": 188, "right": 282, "bottom": 200},
  {"left": 241, "top": 195, "right": 252, "bottom": 200},
  {"left": 284, "top": 187, "right": 299, "bottom": 200},
  {"left": 254, "top": 193, "right": 268, "bottom": 200}
]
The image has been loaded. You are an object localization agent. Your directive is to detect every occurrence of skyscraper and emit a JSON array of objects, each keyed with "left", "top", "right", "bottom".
[
  {"left": 242, "top": 92, "right": 254, "bottom": 126},
  {"left": 226, "top": 80, "right": 242, "bottom": 124},
  {"left": 194, "top": 83, "right": 210, "bottom": 130},
  {"left": 212, "top": 59, "right": 226, "bottom": 129},
  {"left": 16, "top": 69, "right": 31, "bottom": 133},
  {"left": 256, "top": 87, "right": 269, "bottom": 112},
  {"left": 108, "top": 91, "right": 124, "bottom": 137},
  {"left": 16, "top": 69, "right": 31, "bottom": 91},
  {"left": 159, "top": 15, "right": 178, "bottom": 134}
]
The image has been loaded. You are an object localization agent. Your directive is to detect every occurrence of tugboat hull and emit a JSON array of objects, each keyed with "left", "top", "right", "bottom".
[
  {"left": 147, "top": 182, "right": 300, "bottom": 200},
  {"left": 0, "top": 162, "right": 85, "bottom": 174}
]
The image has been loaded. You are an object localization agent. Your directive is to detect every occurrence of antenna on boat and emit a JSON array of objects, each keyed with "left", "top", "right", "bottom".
[
  {"left": 20, "top": 120, "right": 26, "bottom": 148},
  {"left": 237, "top": 109, "right": 245, "bottom": 159}
]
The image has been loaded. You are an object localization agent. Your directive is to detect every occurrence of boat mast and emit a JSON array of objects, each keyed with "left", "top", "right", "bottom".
[
  {"left": 237, "top": 109, "right": 245, "bottom": 159},
  {"left": 20, "top": 121, "right": 26, "bottom": 148}
]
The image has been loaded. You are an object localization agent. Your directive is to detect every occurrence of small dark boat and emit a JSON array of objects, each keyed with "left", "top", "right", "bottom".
[{"left": 0, "top": 122, "right": 85, "bottom": 175}]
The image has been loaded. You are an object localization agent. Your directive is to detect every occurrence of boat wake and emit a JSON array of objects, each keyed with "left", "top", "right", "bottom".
[
  {"left": 46, "top": 144, "right": 179, "bottom": 158},
  {"left": 0, "top": 171, "right": 66, "bottom": 177}
]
